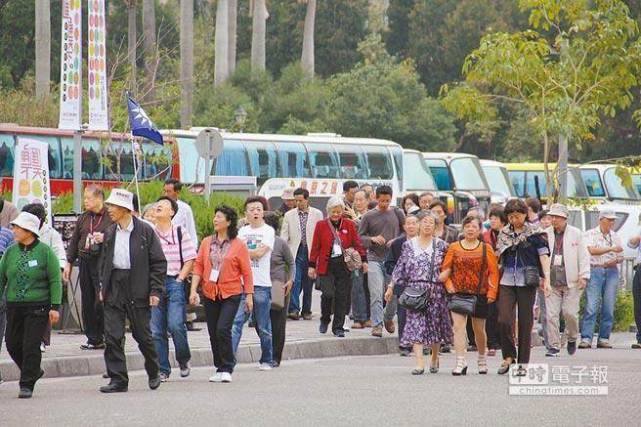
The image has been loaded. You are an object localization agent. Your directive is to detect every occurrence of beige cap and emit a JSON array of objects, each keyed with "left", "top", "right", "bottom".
[
  {"left": 282, "top": 187, "right": 295, "bottom": 200},
  {"left": 548, "top": 203, "right": 568, "bottom": 219},
  {"left": 11, "top": 212, "right": 41, "bottom": 237},
  {"left": 599, "top": 210, "right": 617, "bottom": 220},
  {"left": 105, "top": 188, "right": 135, "bottom": 211}
]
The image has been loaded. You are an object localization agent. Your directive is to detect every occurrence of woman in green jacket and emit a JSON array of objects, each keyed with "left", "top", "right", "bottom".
[{"left": 0, "top": 212, "right": 62, "bottom": 398}]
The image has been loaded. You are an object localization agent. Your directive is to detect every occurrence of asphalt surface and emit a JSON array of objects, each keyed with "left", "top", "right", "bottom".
[{"left": 1, "top": 345, "right": 638, "bottom": 426}]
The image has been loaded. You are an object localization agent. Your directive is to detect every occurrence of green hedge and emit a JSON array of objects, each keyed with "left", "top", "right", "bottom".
[{"left": 579, "top": 289, "right": 635, "bottom": 333}]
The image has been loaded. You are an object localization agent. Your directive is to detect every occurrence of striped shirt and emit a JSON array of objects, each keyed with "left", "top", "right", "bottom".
[
  {"left": 0, "top": 227, "right": 14, "bottom": 255},
  {"left": 155, "top": 225, "right": 197, "bottom": 276}
]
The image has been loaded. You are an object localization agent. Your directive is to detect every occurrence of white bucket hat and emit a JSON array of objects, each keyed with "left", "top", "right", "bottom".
[
  {"left": 548, "top": 203, "right": 569, "bottom": 219},
  {"left": 11, "top": 212, "right": 41, "bottom": 237},
  {"left": 105, "top": 188, "right": 134, "bottom": 211}
]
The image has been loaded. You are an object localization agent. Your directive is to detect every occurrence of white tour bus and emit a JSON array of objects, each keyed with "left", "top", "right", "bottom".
[
  {"left": 480, "top": 159, "right": 516, "bottom": 204},
  {"left": 402, "top": 149, "right": 439, "bottom": 194},
  {"left": 579, "top": 164, "right": 641, "bottom": 203},
  {"left": 164, "top": 129, "right": 404, "bottom": 209}
]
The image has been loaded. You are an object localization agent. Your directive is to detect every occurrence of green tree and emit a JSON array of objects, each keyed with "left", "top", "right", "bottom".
[
  {"left": 442, "top": 0, "right": 641, "bottom": 200},
  {"left": 328, "top": 34, "right": 457, "bottom": 150}
]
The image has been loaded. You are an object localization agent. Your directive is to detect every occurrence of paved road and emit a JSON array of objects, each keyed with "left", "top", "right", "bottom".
[{"left": 1, "top": 344, "right": 638, "bottom": 426}]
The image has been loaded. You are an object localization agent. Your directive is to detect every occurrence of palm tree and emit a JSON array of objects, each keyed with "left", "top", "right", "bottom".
[
  {"left": 142, "top": 0, "right": 156, "bottom": 100},
  {"left": 180, "top": 0, "right": 194, "bottom": 127},
  {"left": 228, "top": 0, "right": 238, "bottom": 75},
  {"left": 214, "top": 0, "right": 230, "bottom": 86},
  {"left": 300, "top": 0, "right": 316, "bottom": 77},
  {"left": 126, "top": 0, "right": 138, "bottom": 95},
  {"left": 250, "top": 0, "right": 268, "bottom": 73},
  {"left": 35, "top": 0, "right": 51, "bottom": 98}
]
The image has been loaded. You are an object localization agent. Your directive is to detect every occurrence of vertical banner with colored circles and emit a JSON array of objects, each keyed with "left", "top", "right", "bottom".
[
  {"left": 58, "top": 0, "right": 82, "bottom": 130},
  {"left": 12, "top": 138, "right": 53, "bottom": 225},
  {"left": 88, "top": 0, "right": 109, "bottom": 130}
]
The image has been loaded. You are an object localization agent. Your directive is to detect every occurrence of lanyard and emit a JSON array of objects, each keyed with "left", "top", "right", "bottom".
[
  {"left": 90, "top": 213, "right": 103, "bottom": 234},
  {"left": 554, "top": 232, "right": 563, "bottom": 255},
  {"left": 155, "top": 226, "right": 176, "bottom": 245}
]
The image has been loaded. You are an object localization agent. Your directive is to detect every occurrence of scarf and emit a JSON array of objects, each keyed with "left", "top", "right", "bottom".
[{"left": 497, "top": 222, "right": 544, "bottom": 256}]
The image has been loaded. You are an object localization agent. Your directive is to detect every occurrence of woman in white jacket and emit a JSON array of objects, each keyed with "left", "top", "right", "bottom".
[
  {"left": 544, "top": 204, "right": 590, "bottom": 357},
  {"left": 22, "top": 203, "right": 66, "bottom": 352}
]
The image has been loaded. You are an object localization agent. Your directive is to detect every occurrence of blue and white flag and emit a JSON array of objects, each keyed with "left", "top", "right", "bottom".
[{"left": 127, "top": 95, "right": 164, "bottom": 145}]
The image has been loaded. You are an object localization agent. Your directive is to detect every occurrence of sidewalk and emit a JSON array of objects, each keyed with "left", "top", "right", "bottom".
[{"left": 0, "top": 292, "right": 400, "bottom": 382}]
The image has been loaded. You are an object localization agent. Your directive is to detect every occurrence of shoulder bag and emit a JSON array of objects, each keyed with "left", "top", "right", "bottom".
[
  {"left": 328, "top": 219, "right": 362, "bottom": 272},
  {"left": 447, "top": 242, "right": 486, "bottom": 316},
  {"left": 398, "top": 239, "right": 437, "bottom": 312}
]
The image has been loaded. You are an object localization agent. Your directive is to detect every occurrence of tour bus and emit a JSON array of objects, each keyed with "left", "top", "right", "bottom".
[
  {"left": 163, "top": 129, "right": 404, "bottom": 209},
  {"left": 0, "top": 124, "right": 178, "bottom": 195},
  {"left": 480, "top": 159, "right": 515, "bottom": 204},
  {"left": 422, "top": 152, "right": 492, "bottom": 222},
  {"left": 505, "top": 163, "right": 589, "bottom": 201},
  {"left": 578, "top": 164, "right": 640, "bottom": 203}
]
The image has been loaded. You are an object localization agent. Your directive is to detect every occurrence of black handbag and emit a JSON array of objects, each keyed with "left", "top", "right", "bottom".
[
  {"left": 398, "top": 240, "right": 436, "bottom": 312},
  {"left": 448, "top": 243, "right": 486, "bottom": 316}
]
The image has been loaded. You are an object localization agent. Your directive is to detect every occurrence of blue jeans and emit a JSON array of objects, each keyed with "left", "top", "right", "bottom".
[
  {"left": 351, "top": 270, "right": 368, "bottom": 323},
  {"left": 367, "top": 261, "right": 390, "bottom": 327},
  {"left": 289, "top": 246, "right": 313, "bottom": 315},
  {"left": 151, "top": 278, "right": 191, "bottom": 376},
  {"left": 581, "top": 266, "right": 619, "bottom": 342},
  {"left": 231, "top": 286, "right": 273, "bottom": 365}
]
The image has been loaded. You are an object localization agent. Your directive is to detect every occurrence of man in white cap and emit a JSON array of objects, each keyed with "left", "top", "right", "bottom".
[
  {"left": 579, "top": 210, "right": 623, "bottom": 349},
  {"left": 99, "top": 189, "right": 167, "bottom": 393},
  {"left": 276, "top": 187, "right": 296, "bottom": 217},
  {"left": 543, "top": 204, "right": 590, "bottom": 357}
]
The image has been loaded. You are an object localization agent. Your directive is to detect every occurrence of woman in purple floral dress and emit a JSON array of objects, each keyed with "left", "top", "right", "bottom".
[{"left": 392, "top": 212, "right": 452, "bottom": 375}]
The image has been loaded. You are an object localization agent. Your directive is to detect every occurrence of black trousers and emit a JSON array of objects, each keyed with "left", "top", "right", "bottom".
[
  {"left": 103, "top": 270, "right": 159, "bottom": 385},
  {"left": 204, "top": 295, "right": 241, "bottom": 373},
  {"left": 269, "top": 293, "right": 291, "bottom": 364},
  {"left": 79, "top": 257, "right": 104, "bottom": 345},
  {"left": 633, "top": 268, "right": 641, "bottom": 344},
  {"left": 320, "top": 258, "right": 352, "bottom": 333},
  {"left": 498, "top": 285, "right": 537, "bottom": 364},
  {"left": 486, "top": 302, "right": 500, "bottom": 349},
  {"left": 5, "top": 304, "right": 49, "bottom": 390}
]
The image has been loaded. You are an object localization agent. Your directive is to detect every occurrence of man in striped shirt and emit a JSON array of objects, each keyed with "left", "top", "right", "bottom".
[{"left": 150, "top": 196, "right": 197, "bottom": 381}]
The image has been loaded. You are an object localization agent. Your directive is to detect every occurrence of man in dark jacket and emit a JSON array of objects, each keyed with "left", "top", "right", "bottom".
[{"left": 98, "top": 189, "right": 167, "bottom": 393}]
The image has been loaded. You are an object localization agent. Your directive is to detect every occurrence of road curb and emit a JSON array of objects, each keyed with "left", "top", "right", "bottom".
[{"left": 0, "top": 336, "right": 399, "bottom": 382}]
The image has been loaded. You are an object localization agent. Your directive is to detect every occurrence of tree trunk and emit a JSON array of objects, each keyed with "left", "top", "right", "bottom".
[
  {"left": 251, "top": 0, "right": 267, "bottom": 73},
  {"left": 127, "top": 0, "right": 138, "bottom": 96},
  {"left": 180, "top": 0, "right": 194, "bottom": 128},
  {"left": 301, "top": 0, "right": 316, "bottom": 77},
  {"left": 35, "top": 0, "right": 51, "bottom": 98},
  {"left": 214, "top": 0, "right": 229, "bottom": 86},
  {"left": 142, "top": 0, "right": 157, "bottom": 100},
  {"left": 228, "top": 0, "right": 237, "bottom": 76}
]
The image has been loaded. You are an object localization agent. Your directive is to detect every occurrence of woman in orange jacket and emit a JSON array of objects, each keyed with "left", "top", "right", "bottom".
[{"left": 440, "top": 216, "right": 500, "bottom": 376}]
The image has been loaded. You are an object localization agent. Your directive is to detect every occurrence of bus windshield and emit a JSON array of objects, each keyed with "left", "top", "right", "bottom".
[
  {"left": 450, "top": 157, "right": 486, "bottom": 191},
  {"left": 604, "top": 167, "right": 639, "bottom": 199},
  {"left": 425, "top": 158, "right": 452, "bottom": 191},
  {"left": 404, "top": 152, "right": 437, "bottom": 191},
  {"left": 581, "top": 169, "right": 606, "bottom": 197},
  {"left": 482, "top": 165, "right": 512, "bottom": 196}
]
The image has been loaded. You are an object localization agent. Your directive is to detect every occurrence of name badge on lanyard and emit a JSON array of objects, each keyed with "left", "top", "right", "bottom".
[
  {"left": 553, "top": 255, "right": 563, "bottom": 266},
  {"left": 209, "top": 269, "right": 220, "bottom": 283},
  {"left": 333, "top": 243, "right": 343, "bottom": 256}
]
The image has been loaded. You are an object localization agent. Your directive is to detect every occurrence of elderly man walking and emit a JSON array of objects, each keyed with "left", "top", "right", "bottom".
[
  {"left": 99, "top": 189, "right": 167, "bottom": 393},
  {"left": 543, "top": 204, "right": 590, "bottom": 357},
  {"left": 580, "top": 210, "right": 623, "bottom": 349}
]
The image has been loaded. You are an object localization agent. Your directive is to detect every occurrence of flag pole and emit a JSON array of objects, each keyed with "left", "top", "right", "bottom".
[{"left": 130, "top": 133, "right": 142, "bottom": 214}]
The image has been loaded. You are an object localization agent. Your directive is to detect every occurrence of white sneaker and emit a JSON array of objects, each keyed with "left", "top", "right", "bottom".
[
  {"left": 343, "top": 318, "right": 351, "bottom": 331},
  {"left": 259, "top": 363, "right": 272, "bottom": 371},
  {"left": 221, "top": 372, "right": 232, "bottom": 383},
  {"left": 40, "top": 343, "right": 46, "bottom": 353},
  {"left": 209, "top": 372, "right": 223, "bottom": 383}
]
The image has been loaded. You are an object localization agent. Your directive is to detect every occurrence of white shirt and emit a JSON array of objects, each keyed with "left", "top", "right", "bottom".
[
  {"left": 585, "top": 226, "right": 622, "bottom": 266},
  {"left": 172, "top": 199, "right": 198, "bottom": 247},
  {"left": 39, "top": 224, "right": 66, "bottom": 268},
  {"left": 113, "top": 218, "right": 134, "bottom": 269},
  {"left": 239, "top": 223, "right": 275, "bottom": 287}
]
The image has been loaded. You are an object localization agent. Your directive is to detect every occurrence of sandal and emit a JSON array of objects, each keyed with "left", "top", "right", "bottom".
[
  {"left": 478, "top": 356, "right": 488, "bottom": 375},
  {"left": 411, "top": 368, "right": 425, "bottom": 375},
  {"left": 429, "top": 358, "right": 439, "bottom": 374}
]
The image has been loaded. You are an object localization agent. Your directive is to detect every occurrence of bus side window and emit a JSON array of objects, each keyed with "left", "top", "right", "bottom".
[
  {"left": 0, "top": 134, "right": 15, "bottom": 177},
  {"left": 275, "top": 142, "right": 307, "bottom": 178},
  {"left": 61, "top": 137, "right": 103, "bottom": 180},
  {"left": 525, "top": 171, "right": 547, "bottom": 198},
  {"left": 143, "top": 142, "right": 171, "bottom": 180},
  {"left": 336, "top": 145, "right": 367, "bottom": 179},
  {"left": 508, "top": 171, "right": 526, "bottom": 197},
  {"left": 245, "top": 141, "right": 276, "bottom": 183},
  {"left": 214, "top": 140, "right": 250, "bottom": 176},
  {"left": 306, "top": 143, "right": 339, "bottom": 179},
  {"left": 366, "top": 147, "right": 393, "bottom": 180}
]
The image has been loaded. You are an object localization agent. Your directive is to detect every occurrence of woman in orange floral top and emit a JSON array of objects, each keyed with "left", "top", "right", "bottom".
[{"left": 440, "top": 216, "right": 499, "bottom": 376}]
